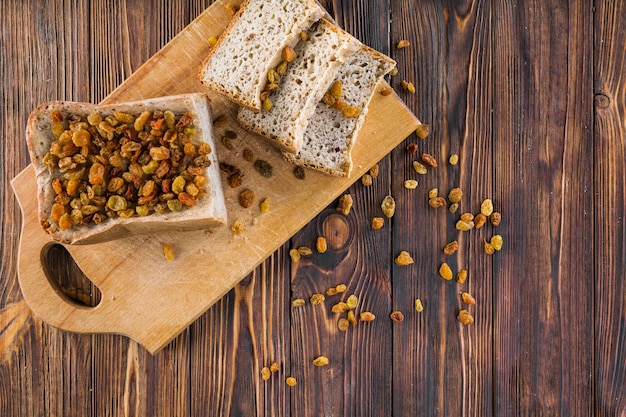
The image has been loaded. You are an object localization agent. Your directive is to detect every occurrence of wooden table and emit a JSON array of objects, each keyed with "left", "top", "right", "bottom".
[{"left": 2, "top": 0, "right": 625, "bottom": 415}]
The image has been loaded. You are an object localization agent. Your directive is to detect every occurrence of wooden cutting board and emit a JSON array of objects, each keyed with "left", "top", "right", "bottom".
[{"left": 11, "top": 0, "right": 420, "bottom": 354}]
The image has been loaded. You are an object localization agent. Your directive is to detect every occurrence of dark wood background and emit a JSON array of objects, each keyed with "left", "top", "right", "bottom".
[{"left": 1, "top": 0, "right": 625, "bottom": 415}]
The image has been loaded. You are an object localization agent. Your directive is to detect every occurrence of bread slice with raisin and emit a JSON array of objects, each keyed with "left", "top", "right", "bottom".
[
  {"left": 283, "top": 45, "right": 396, "bottom": 177},
  {"left": 237, "top": 19, "right": 361, "bottom": 154},
  {"left": 26, "top": 93, "right": 227, "bottom": 244},
  {"left": 198, "top": 0, "right": 325, "bottom": 111}
]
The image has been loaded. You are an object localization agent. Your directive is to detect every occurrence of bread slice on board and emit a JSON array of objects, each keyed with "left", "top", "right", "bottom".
[
  {"left": 198, "top": 0, "right": 325, "bottom": 111},
  {"left": 284, "top": 45, "right": 396, "bottom": 177},
  {"left": 26, "top": 93, "right": 227, "bottom": 245},
  {"left": 237, "top": 19, "right": 361, "bottom": 154}
]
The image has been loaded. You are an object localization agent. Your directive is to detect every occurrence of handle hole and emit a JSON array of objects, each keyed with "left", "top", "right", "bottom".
[{"left": 45, "top": 244, "right": 102, "bottom": 307}]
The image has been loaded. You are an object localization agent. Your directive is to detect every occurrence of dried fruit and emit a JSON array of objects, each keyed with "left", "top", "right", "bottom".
[
  {"left": 239, "top": 189, "right": 255, "bottom": 208},
  {"left": 297, "top": 246, "right": 313, "bottom": 256},
  {"left": 457, "top": 309, "right": 474, "bottom": 325},
  {"left": 448, "top": 188, "right": 463, "bottom": 203},
  {"left": 397, "top": 39, "right": 411, "bottom": 48},
  {"left": 381, "top": 196, "right": 396, "bottom": 218},
  {"left": 415, "top": 123, "right": 430, "bottom": 139},
  {"left": 406, "top": 143, "right": 418, "bottom": 154},
  {"left": 390, "top": 311, "right": 405, "bottom": 322},
  {"left": 389, "top": 67, "right": 398, "bottom": 76},
  {"left": 429, "top": 197, "right": 447, "bottom": 208},
  {"left": 310, "top": 293, "right": 325, "bottom": 305},
  {"left": 490, "top": 235, "right": 503, "bottom": 251},
  {"left": 316, "top": 236, "right": 327, "bottom": 253},
  {"left": 269, "top": 362, "right": 279, "bottom": 373},
  {"left": 291, "top": 298, "right": 305, "bottom": 307},
  {"left": 260, "top": 198, "right": 270, "bottom": 213},
  {"left": 369, "top": 164, "right": 380, "bottom": 178},
  {"left": 313, "top": 356, "right": 329, "bottom": 367},
  {"left": 347, "top": 310, "right": 357, "bottom": 326},
  {"left": 428, "top": 188, "right": 438, "bottom": 199},
  {"left": 449, "top": 154, "right": 459, "bottom": 165},
  {"left": 163, "top": 243, "right": 175, "bottom": 261},
  {"left": 456, "top": 269, "right": 468, "bottom": 284},
  {"left": 329, "top": 80, "right": 343, "bottom": 99},
  {"left": 293, "top": 166, "right": 306, "bottom": 180},
  {"left": 421, "top": 153, "right": 437, "bottom": 168},
  {"left": 380, "top": 87, "right": 393, "bottom": 96},
  {"left": 474, "top": 213, "right": 487, "bottom": 229},
  {"left": 243, "top": 148, "right": 254, "bottom": 162},
  {"left": 208, "top": 36, "right": 218, "bottom": 47},
  {"left": 439, "top": 263, "right": 453, "bottom": 280},
  {"left": 231, "top": 220, "right": 245, "bottom": 235},
  {"left": 261, "top": 367, "right": 271, "bottom": 380},
  {"left": 361, "top": 174, "right": 373, "bottom": 186},
  {"left": 484, "top": 241, "right": 495, "bottom": 255},
  {"left": 461, "top": 292, "right": 476, "bottom": 305},
  {"left": 413, "top": 161, "right": 427, "bottom": 175},
  {"left": 359, "top": 311, "right": 376, "bottom": 322},
  {"left": 456, "top": 220, "right": 475, "bottom": 231},
  {"left": 449, "top": 203, "right": 460, "bottom": 213},
  {"left": 254, "top": 159, "right": 273, "bottom": 177},
  {"left": 404, "top": 179, "right": 418, "bottom": 189},
  {"left": 342, "top": 106, "right": 361, "bottom": 118},
  {"left": 282, "top": 45, "right": 296, "bottom": 62},
  {"left": 335, "top": 284, "right": 347, "bottom": 293},
  {"left": 460, "top": 212, "right": 474, "bottom": 223},
  {"left": 401, "top": 80, "right": 416, "bottom": 94},
  {"left": 443, "top": 241, "right": 459, "bottom": 255},
  {"left": 338, "top": 318, "right": 350, "bottom": 331},
  {"left": 300, "top": 30, "right": 309, "bottom": 41},
  {"left": 371, "top": 217, "right": 385, "bottom": 229},
  {"left": 481, "top": 199, "right": 494, "bottom": 216},
  {"left": 415, "top": 299, "right": 424, "bottom": 312},
  {"left": 345, "top": 295, "right": 358, "bottom": 310},
  {"left": 331, "top": 302, "right": 349, "bottom": 313},
  {"left": 490, "top": 212, "right": 502, "bottom": 226},
  {"left": 337, "top": 194, "right": 353, "bottom": 215},
  {"left": 286, "top": 377, "right": 297, "bottom": 386},
  {"left": 289, "top": 249, "right": 301, "bottom": 262},
  {"left": 395, "top": 251, "right": 414, "bottom": 266},
  {"left": 262, "top": 97, "right": 273, "bottom": 111}
]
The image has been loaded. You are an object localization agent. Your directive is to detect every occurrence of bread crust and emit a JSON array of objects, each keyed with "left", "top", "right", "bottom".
[{"left": 26, "top": 93, "right": 227, "bottom": 245}]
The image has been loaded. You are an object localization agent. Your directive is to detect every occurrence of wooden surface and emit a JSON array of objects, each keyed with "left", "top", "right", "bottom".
[
  {"left": 2, "top": 0, "right": 625, "bottom": 415},
  {"left": 11, "top": 0, "right": 418, "bottom": 354}
]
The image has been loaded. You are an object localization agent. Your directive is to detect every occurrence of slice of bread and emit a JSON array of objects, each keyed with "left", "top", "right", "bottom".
[
  {"left": 199, "top": 0, "right": 325, "bottom": 111},
  {"left": 283, "top": 45, "right": 396, "bottom": 177},
  {"left": 26, "top": 93, "right": 227, "bottom": 245},
  {"left": 237, "top": 19, "right": 361, "bottom": 154}
]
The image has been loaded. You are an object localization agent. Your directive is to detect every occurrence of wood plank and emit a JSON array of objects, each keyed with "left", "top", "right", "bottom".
[
  {"left": 390, "top": 1, "right": 495, "bottom": 415},
  {"left": 492, "top": 0, "right": 594, "bottom": 415},
  {"left": 594, "top": 0, "right": 626, "bottom": 413}
]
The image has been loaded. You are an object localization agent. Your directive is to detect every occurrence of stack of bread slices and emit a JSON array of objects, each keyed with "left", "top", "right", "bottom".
[{"left": 199, "top": 0, "right": 396, "bottom": 177}]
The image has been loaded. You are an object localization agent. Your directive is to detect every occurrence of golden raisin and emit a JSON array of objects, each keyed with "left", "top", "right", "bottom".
[
  {"left": 449, "top": 154, "right": 459, "bottom": 165},
  {"left": 289, "top": 249, "right": 301, "bottom": 263},
  {"left": 448, "top": 188, "right": 463, "bottom": 203},
  {"left": 316, "top": 236, "right": 327, "bottom": 253},
  {"left": 260, "top": 198, "right": 270, "bottom": 213},
  {"left": 347, "top": 310, "right": 357, "bottom": 326},
  {"left": 443, "top": 241, "right": 459, "bottom": 255},
  {"left": 297, "top": 246, "right": 313, "bottom": 256},
  {"left": 337, "top": 194, "right": 353, "bottom": 215},
  {"left": 415, "top": 299, "right": 424, "bottom": 312},
  {"left": 397, "top": 39, "right": 410, "bottom": 49},
  {"left": 312, "top": 356, "right": 329, "bottom": 367},
  {"left": 456, "top": 220, "right": 474, "bottom": 231},
  {"left": 395, "top": 251, "right": 414, "bottom": 266},
  {"left": 481, "top": 199, "right": 494, "bottom": 216},
  {"left": 381, "top": 196, "right": 396, "bottom": 218},
  {"left": 456, "top": 269, "right": 468, "bottom": 284},
  {"left": 338, "top": 318, "right": 350, "bottom": 331},
  {"left": 310, "top": 293, "right": 325, "bottom": 305},
  {"left": 369, "top": 164, "right": 380, "bottom": 178},
  {"left": 269, "top": 362, "right": 279, "bottom": 373},
  {"left": 371, "top": 217, "right": 385, "bottom": 229},
  {"left": 342, "top": 106, "right": 361, "bottom": 118},
  {"left": 390, "top": 311, "right": 404, "bottom": 322},
  {"left": 404, "top": 179, "right": 418, "bottom": 189},
  {"left": 421, "top": 153, "right": 437, "bottom": 168},
  {"left": 428, "top": 188, "right": 438, "bottom": 199},
  {"left": 461, "top": 292, "right": 476, "bottom": 305},
  {"left": 429, "top": 197, "right": 447, "bottom": 208},
  {"left": 460, "top": 212, "right": 474, "bottom": 223},
  {"left": 291, "top": 298, "right": 305, "bottom": 307},
  {"left": 286, "top": 377, "right": 297, "bottom": 386},
  {"left": 381, "top": 87, "right": 393, "bottom": 96},
  {"left": 484, "top": 241, "right": 495, "bottom": 255},
  {"left": 282, "top": 45, "right": 296, "bottom": 62},
  {"left": 490, "top": 212, "right": 502, "bottom": 226},
  {"left": 415, "top": 123, "right": 430, "bottom": 139},
  {"left": 163, "top": 243, "right": 175, "bottom": 261},
  {"left": 439, "top": 263, "right": 453, "bottom": 280},
  {"left": 413, "top": 161, "right": 427, "bottom": 175},
  {"left": 490, "top": 235, "right": 503, "bottom": 251},
  {"left": 457, "top": 309, "right": 474, "bottom": 325},
  {"left": 345, "top": 295, "right": 358, "bottom": 310},
  {"left": 261, "top": 367, "right": 271, "bottom": 381},
  {"left": 359, "top": 311, "right": 376, "bottom": 322},
  {"left": 474, "top": 213, "right": 487, "bottom": 229}
]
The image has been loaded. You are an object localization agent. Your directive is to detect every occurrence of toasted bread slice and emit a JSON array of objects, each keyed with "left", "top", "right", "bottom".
[
  {"left": 26, "top": 93, "right": 227, "bottom": 244},
  {"left": 237, "top": 19, "right": 361, "bottom": 154},
  {"left": 199, "top": 0, "right": 325, "bottom": 111},
  {"left": 284, "top": 45, "right": 396, "bottom": 177}
]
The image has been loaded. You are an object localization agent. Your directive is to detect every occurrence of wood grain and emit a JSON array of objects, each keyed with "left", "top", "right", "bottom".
[
  {"left": 3, "top": 0, "right": 626, "bottom": 416},
  {"left": 594, "top": 0, "right": 626, "bottom": 413}
]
